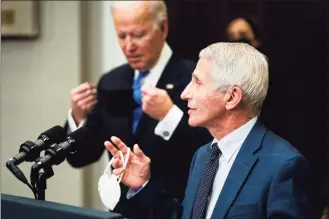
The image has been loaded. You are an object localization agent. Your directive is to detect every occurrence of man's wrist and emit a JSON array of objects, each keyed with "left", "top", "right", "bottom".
[
  {"left": 72, "top": 111, "right": 85, "bottom": 126},
  {"left": 126, "top": 179, "right": 150, "bottom": 199},
  {"left": 68, "top": 108, "right": 86, "bottom": 134},
  {"left": 132, "top": 185, "right": 144, "bottom": 193},
  {"left": 72, "top": 115, "right": 81, "bottom": 125},
  {"left": 160, "top": 102, "right": 174, "bottom": 121},
  {"left": 133, "top": 178, "right": 150, "bottom": 190}
]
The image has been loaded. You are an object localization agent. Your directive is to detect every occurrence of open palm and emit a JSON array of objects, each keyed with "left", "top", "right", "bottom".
[{"left": 105, "top": 136, "right": 151, "bottom": 190}]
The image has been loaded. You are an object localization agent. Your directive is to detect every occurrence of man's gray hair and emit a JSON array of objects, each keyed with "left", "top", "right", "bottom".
[
  {"left": 199, "top": 42, "right": 269, "bottom": 115},
  {"left": 111, "top": 1, "right": 168, "bottom": 30}
]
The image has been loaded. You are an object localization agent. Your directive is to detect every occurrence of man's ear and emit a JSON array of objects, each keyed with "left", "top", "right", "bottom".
[
  {"left": 225, "top": 87, "right": 243, "bottom": 110},
  {"left": 160, "top": 19, "right": 168, "bottom": 39}
]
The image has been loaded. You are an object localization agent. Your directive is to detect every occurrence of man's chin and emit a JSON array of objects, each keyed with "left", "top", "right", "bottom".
[
  {"left": 188, "top": 118, "right": 201, "bottom": 127},
  {"left": 128, "top": 62, "right": 147, "bottom": 72}
]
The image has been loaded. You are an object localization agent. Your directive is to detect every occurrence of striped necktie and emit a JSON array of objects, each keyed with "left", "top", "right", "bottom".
[{"left": 191, "top": 143, "right": 222, "bottom": 219}]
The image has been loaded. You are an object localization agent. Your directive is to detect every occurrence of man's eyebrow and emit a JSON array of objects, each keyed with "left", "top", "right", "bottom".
[{"left": 192, "top": 73, "right": 201, "bottom": 82}]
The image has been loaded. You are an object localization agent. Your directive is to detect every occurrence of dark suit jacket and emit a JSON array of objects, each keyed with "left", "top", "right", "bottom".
[
  {"left": 129, "top": 121, "right": 312, "bottom": 219},
  {"left": 65, "top": 54, "right": 212, "bottom": 218}
]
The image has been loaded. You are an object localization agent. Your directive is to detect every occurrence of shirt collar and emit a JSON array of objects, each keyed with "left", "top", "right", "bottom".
[
  {"left": 134, "top": 42, "right": 172, "bottom": 86},
  {"left": 211, "top": 116, "right": 258, "bottom": 163}
]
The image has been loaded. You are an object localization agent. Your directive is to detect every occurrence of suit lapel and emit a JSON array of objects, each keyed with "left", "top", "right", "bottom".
[
  {"left": 155, "top": 54, "right": 182, "bottom": 92},
  {"left": 210, "top": 122, "right": 267, "bottom": 219}
]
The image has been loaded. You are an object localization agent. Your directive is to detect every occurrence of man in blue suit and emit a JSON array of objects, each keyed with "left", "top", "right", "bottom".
[{"left": 105, "top": 42, "right": 312, "bottom": 219}]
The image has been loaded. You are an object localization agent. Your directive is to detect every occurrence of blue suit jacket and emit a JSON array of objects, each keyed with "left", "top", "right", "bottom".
[
  {"left": 182, "top": 121, "right": 312, "bottom": 219},
  {"left": 130, "top": 121, "right": 312, "bottom": 219}
]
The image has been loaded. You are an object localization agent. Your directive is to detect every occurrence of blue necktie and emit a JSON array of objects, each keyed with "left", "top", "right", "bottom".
[
  {"left": 191, "top": 143, "right": 222, "bottom": 219},
  {"left": 132, "top": 71, "right": 149, "bottom": 133}
]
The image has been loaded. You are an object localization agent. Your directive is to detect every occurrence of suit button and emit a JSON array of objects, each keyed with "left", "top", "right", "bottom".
[{"left": 163, "top": 131, "right": 169, "bottom": 137}]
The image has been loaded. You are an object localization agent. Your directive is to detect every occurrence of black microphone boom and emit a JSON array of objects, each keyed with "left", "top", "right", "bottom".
[
  {"left": 32, "top": 127, "right": 90, "bottom": 172},
  {"left": 5, "top": 125, "right": 67, "bottom": 198},
  {"left": 6, "top": 126, "right": 67, "bottom": 167}
]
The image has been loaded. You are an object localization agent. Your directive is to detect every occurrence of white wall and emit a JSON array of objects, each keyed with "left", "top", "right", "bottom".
[
  {"left": 1, "top": 1, "right": 83, "bottom": 207},
  {"left": 1, "top": 0, "right": 127, "bottom": 210},
  {"left": 100, "top": 1, "right": 126, "bottom": 73},
  {"left": 0, "top": 1, "right": 125, "bottom": 209}
]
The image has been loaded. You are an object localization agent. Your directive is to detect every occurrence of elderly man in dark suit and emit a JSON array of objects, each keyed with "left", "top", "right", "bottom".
[
  {"left": 105, "top": 42, "right": 312, "bottom": 219},
  {"left": 64, "top": 1, "right": 211, "bottom": 218}
]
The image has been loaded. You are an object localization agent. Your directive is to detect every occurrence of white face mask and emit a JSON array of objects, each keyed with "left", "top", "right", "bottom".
[{"left": 98, "top": 148, "right": 130, "bottom": 211}]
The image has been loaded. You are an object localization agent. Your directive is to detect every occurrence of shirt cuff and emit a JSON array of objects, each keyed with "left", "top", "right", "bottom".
[
  {"left": 67, "top": 108, "right": 86, "bottom": 134},
  {"left": 154, "top": 105, "right": 183, "bottom": 141},
  {"left": 126, "top": 180, "right": 149, "bottom": 200}
]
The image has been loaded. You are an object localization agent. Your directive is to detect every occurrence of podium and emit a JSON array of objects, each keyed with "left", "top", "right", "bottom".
[{"left": 1, "top": 193, "right": 122, "bottom": 219}]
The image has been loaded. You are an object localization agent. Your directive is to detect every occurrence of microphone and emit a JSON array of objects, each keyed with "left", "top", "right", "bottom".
[
  {"left": 6, "top": 125, "right": 66, "bottom": 184},
  {"left": 32, "top": 127, "right": 90, "bottom": 172},
  {"left": 6, "top": 126, "right": 67, "bottom": 166}
]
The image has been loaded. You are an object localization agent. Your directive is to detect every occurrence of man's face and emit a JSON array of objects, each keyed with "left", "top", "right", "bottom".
[
  {"left": 227, "top": 18, "right": 259, "bottom": 48},
  {"left": 227, "top": 18, "right": 253, "bottom": 41},
  {"left": 181, "top": 58, "right": 227, "bottom": 128},
  {"left": 112, "top": 3, "right": 167, "bottom": 72}
]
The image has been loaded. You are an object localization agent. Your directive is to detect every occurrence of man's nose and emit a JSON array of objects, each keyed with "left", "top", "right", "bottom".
[
  {"left": 125, "top": 37, "right": 136, "bottom": 52},
  {"left": 181, "top": 82, "right": 191, "bottom": 100}
]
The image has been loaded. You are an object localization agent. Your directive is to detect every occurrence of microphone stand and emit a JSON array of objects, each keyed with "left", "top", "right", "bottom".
[
  {"left": 30, "top": 159, "right": 54, "bottom": 200},
  {"left": 29, "top": 138, "right": 76, "bottom": 200}
]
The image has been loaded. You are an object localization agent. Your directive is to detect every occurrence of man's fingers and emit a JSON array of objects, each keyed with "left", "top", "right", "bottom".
[
  {"left": 112, "top": 157, "right": 123, "bottom": 169},
  {"left": 104, "top": 141, "right": 120, "bottom": 158},
  {"left": 77, "top": 95, "right": 97, "bottom": 108},
  {"left": 133, "top": 144, "right": 145, "bottom": 158},
  {"left": 84, "top": 100, "right": 97, "bottom": 112},
  {"left": 141, "top": 84, "right": 152, "bottom": 93},
  {"left": 141, "top": 84, "right": 157, "bottom": 96},
  {"left": 142, "top": 94, "right": 157, "bottom": 106},
  {"left": 142, "top": 94, "right": 151, "bottom": 103},
  {"left": 71, "top": 82, "right": 95, "bottom": 95},
  {"left": 110, "top": 136, "right": 128, "bottom": 154},
  {"left": 72, "top": 89, "right": 96, "bottom": 103},
  {"left": 113, "top": 168, "right": 124, "bottom": 176}
]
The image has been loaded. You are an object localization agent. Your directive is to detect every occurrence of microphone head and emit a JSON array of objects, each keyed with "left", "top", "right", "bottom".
[{"left": 38, "top": 125, "right": 67, "bottom": 143}]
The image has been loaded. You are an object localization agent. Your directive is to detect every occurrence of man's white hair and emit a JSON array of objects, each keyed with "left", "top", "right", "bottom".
[
  {"left": 110, "top": 1, "right": 168, "bottom": 29},
  {"left": 199, "top": 42, "right": 269, "bottom": 115}
]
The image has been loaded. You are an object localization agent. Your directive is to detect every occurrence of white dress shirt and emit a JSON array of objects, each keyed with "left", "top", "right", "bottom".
[
  {"left": 206, "top": 117, "right": 258, "bottom": 219},
  {"left": 67, "top": 42, "right": 184, "bottom": 141}
]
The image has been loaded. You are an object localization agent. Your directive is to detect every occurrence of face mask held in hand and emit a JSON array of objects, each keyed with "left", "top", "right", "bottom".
[{"left": 98, "top": 147, "right": 131, "bottom": 211}]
